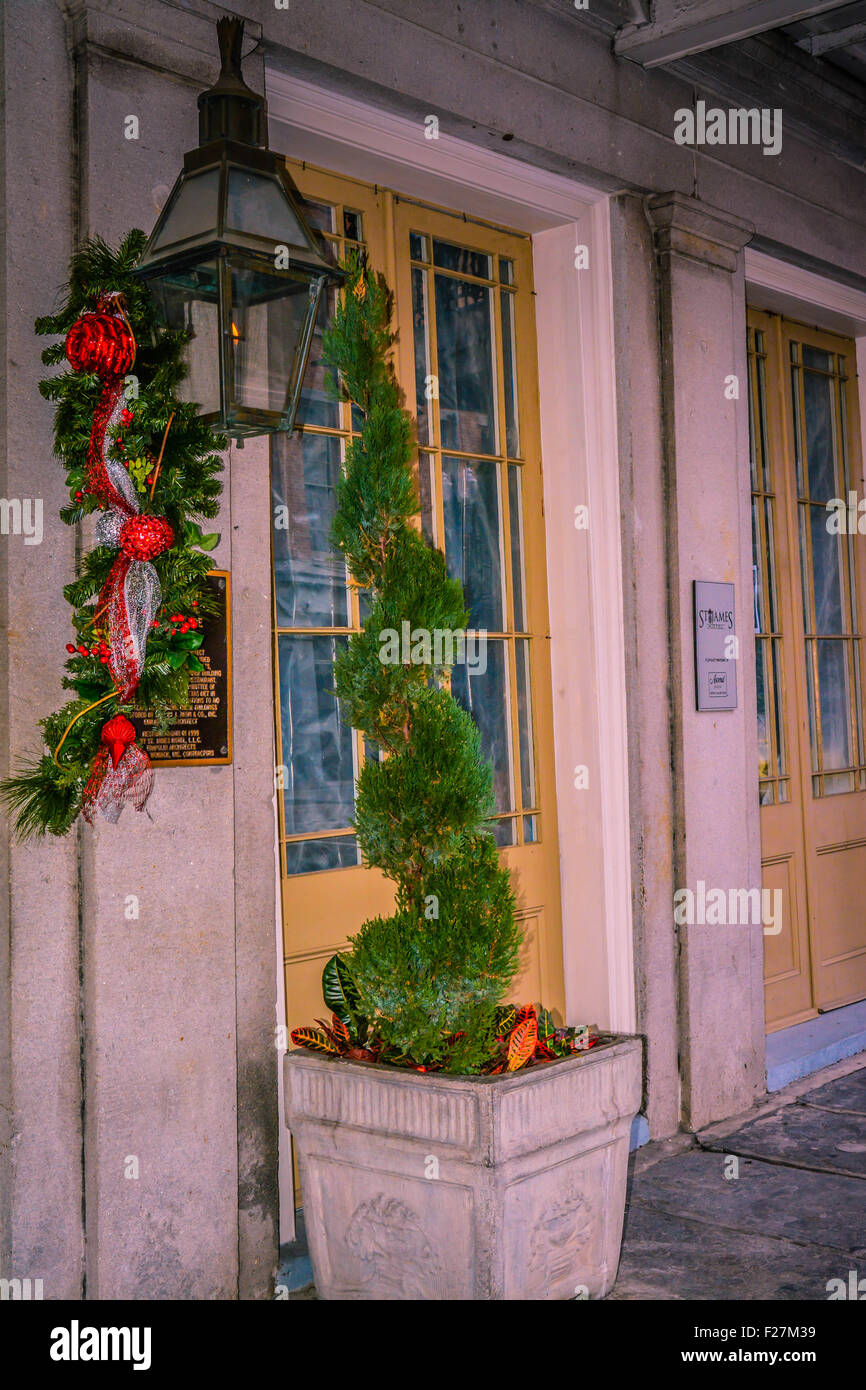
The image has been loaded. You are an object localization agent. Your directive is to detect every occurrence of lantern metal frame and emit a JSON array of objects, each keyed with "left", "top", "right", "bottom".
[{"left": 134, "top": 16, "right": 343, "bottom": 439}]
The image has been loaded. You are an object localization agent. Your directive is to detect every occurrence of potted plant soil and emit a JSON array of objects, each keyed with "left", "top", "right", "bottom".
[{"left": 284, "top": 256, "right": 641, "bottom": 1301}]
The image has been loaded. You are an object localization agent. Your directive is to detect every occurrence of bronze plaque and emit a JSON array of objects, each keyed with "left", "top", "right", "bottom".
[{"left": 132, "top": 570, "right": 232, "bottom": 766}]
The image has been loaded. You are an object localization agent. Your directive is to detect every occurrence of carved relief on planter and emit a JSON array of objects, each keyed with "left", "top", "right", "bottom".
[{"left": 344, "top": 1194, "right": 443, "bottom": 1299}]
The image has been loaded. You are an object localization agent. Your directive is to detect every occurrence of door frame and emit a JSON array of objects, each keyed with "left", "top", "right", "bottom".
[{"left": 266, "top": 68, "right": 633, "bottom": 1236}]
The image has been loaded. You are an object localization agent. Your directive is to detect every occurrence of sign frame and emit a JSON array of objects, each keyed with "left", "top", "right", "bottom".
[
  {"left": 132, "top": 569, "right": 233, "bottom": 767},
  {"left": 694, "top": 579, "right": 738, "bottom": 712}
]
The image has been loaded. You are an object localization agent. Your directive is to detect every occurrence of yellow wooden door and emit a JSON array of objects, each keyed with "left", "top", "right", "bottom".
[
  {"left": 272, "top": 163, "right": 566, "bottom": 1072},
  {"left": 750, "top": 308, "right": 866, "bottom": 1029}
]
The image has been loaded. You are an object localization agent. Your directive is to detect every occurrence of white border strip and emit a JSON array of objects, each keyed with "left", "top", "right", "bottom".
[
  {"left": 266, "top": 70, "right": 598, "bottom": 229},
  {"left": 745, "top": 248, "right": 866, "bottom": 333}
]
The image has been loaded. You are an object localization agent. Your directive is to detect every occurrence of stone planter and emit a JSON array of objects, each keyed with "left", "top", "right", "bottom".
[{"left": 285, "top": 1035, "right": 642, "bottom": 1300}]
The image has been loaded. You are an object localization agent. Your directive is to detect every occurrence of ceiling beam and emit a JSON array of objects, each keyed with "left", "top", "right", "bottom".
[
  {"left": 797, "top": 19, "right": 866, "bottom": 54},
  {"left": 615, "top": 0, "right": 850, "bottom": 67}
]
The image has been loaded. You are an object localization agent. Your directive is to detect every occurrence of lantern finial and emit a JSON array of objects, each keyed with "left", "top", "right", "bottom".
[{"left": 198, "top": 15, "right": 265, "bottom": 147}]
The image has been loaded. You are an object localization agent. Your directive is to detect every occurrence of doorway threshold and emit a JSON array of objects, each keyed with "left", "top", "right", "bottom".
[{"left": 766, "top": 999, "right": 866, "bottom": 1092}]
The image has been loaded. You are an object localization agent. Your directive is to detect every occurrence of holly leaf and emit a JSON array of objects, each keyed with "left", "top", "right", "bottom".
[
  {"left": 184, "top": 520, "right": 220, "bottom": 552},
  {"left": 171, "top": 631, "right": 204, "bottom": 651}
]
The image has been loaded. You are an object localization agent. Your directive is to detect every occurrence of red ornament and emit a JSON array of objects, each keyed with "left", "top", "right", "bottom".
[
  {"left": 82, "top": 714, "right": 154, "bottom": 824},
  {"left": 65, "top": 303, "right": 136, "bottom": 379},
  {"left": 101, "top": 713, "right": 137, "bottom": 769},
  {"left": 118, "top": 514, "right": 174, "bottom": 562}
]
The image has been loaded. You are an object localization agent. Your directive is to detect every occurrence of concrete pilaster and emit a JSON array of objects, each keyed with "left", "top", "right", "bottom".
[{"left": 647, "top": 191, "right": 766, "bottom": 1130}]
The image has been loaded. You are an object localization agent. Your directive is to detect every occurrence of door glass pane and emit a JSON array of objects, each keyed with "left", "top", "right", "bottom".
[
  {"left": 342, "top": 209, "right": 363, "bottom": 242},
  {"left": 433, "top": 239, "right": 492, "bottom": 279},
  {"left": 272, "top": 432, "right": 348, "bottom": 628},
  {"left": 434, "top": 274, "right": 497, "bottom": 455},
  {"left": 816, "top": 639, "right": 852, "bottom": 772},
  {"left": 756, "top": 637, "right": 770, "bottom": 781},
  {"left": 285, "top": 835, "right": 359, "bottom": 877},
  {"left": 418, "top": 452, "right": 437, "bottom": 547},
  {"left": 296, "top": 283, "right": 340, "bottom": 429},
  {"left": 802, "top": 368, "right": 837, "bottom": 500},
  {"left": 412, "top": 267, "right": 432, "bottom": 446},
  {"left": 277, "top": 634, "right": 356, "bottom": 836},
  {"left": 508, "top": 464, "right": 527, "bottom": 632},
  {"left": 450, "top": 639, "right": 514, "bottom": 817},
  {"left": 501, "top": 290, "right": 520, "bottom": 457},
  {"left": 442, "top": 455, "right": 504, "bottom": 631},
  {"left": 809, "top": 505, "right": 844, "bottom": 633},
  {"left": 515, "top": 638, "right": 536, "bottom": 810}
]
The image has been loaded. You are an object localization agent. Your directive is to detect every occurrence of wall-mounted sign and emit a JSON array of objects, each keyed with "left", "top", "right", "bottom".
[
  {"left": 131, "top": 570, "right": 232, "bottom": 765},
  {"left": 694, "top": 579, "right": 737, "bottom": 711}
]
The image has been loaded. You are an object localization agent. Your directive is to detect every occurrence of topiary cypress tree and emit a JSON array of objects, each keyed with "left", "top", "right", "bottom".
[{"left": 322, "top": 254, "right": 522, "bottom": 1074}]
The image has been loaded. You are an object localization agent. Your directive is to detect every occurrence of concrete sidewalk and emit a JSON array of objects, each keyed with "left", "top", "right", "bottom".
[{"left": 609, "top": 1055, "right": 866, "bottom": 1300}]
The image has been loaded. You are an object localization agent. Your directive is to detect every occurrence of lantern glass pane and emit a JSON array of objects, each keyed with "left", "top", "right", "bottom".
[
  {"left": 230, "top": 264, "right": 315, "bottom": 418},
  {"left": 151, "top": 169, "right": 220, "bottom": 249},
  {"left": 147, "top": 260, "right": 221, "bottom": 416},
  {"left": 226, "top": 168, "right": 309, "bottom": 248}
]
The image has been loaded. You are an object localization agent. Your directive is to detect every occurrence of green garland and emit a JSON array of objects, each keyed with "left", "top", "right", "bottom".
[{"left": 0, "top": 230, "right": 225, "bottom": 838}]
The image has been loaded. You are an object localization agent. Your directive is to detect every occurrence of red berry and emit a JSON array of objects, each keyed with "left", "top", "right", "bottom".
[
  {"left": 121, "top": 409, "right": 133, "bottom": 425},
  {"left": 191, "top": 600, "right": 198, "bottom": 607},
  {"left": 74, "top": 491, "right": 83, "bottom": 500},
  {"left": 100, "top": 656, "right": 109, "bottom": 664},
  {"left": 77, "top": 645, "right": 87, "bottom": 655},
  {"left": 65, "top": 643, "right": 75, "bottom": 654},
  {"left": 151, "top": 620, "right": 159, "bottom": 629}
]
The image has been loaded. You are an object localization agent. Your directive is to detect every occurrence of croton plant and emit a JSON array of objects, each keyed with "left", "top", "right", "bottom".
[{"left": 291, "top": 955, "right": 599, "bottom": 1075}]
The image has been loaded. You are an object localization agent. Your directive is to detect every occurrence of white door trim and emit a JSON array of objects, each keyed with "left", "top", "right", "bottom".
[{"left": 265, "top": 68, "right": 635, "bottom": 1035}]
